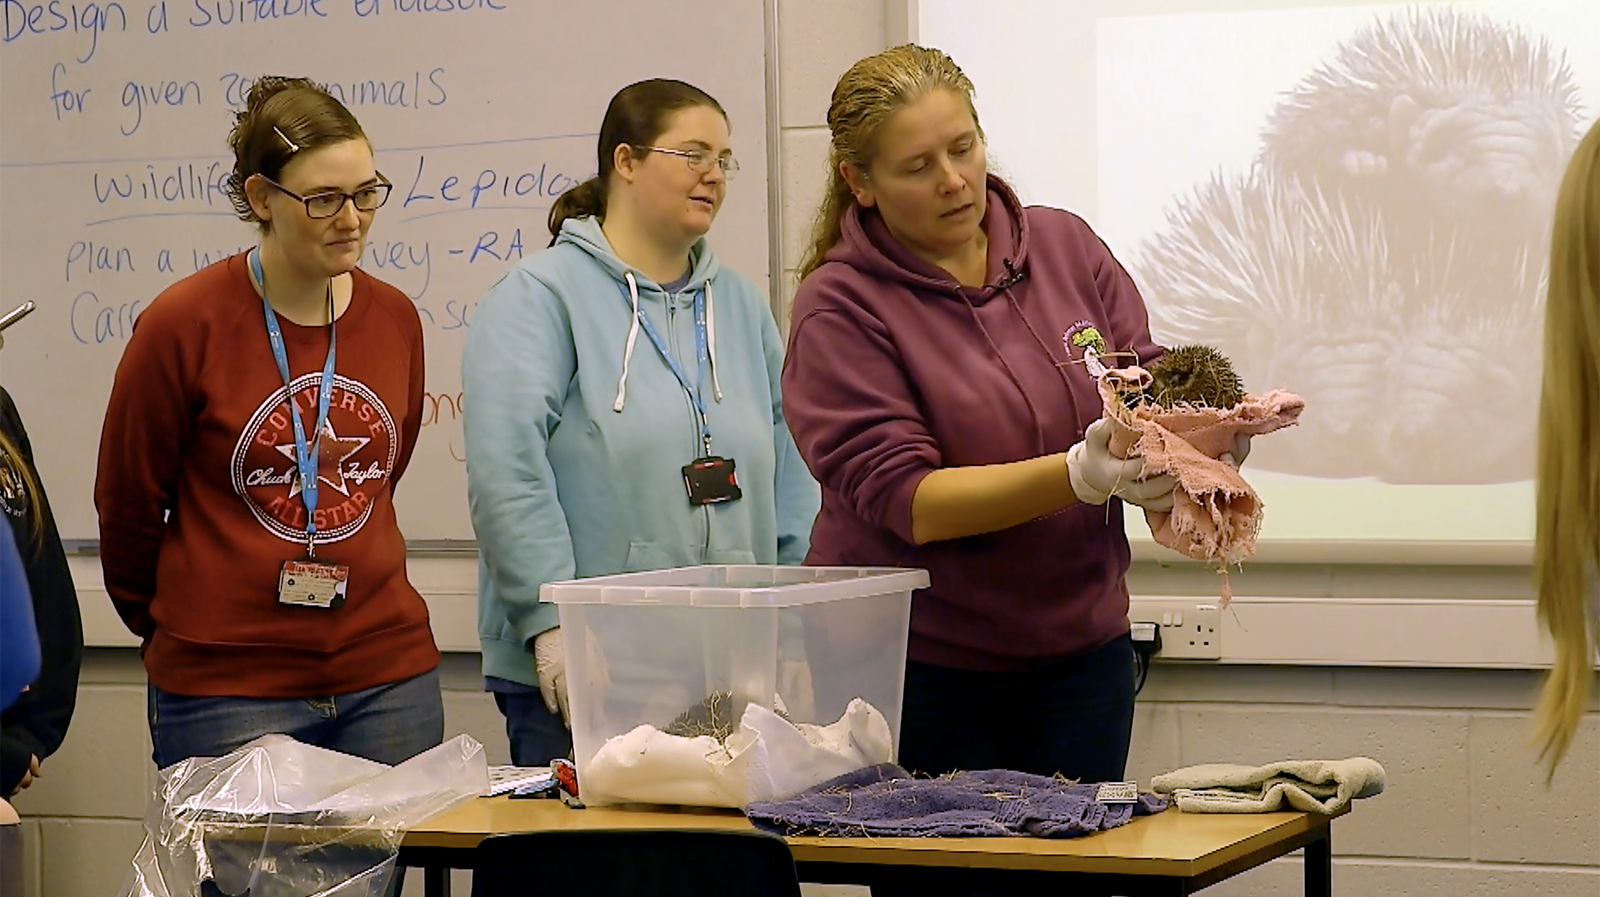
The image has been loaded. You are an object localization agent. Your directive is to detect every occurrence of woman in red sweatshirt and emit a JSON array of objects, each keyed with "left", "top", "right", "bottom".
[
  {"left": 783, "top": 45, "right": 1186, "bottom": 784},
  {"left": 95, "top": 77, "right": 441, "bottom": 769}
]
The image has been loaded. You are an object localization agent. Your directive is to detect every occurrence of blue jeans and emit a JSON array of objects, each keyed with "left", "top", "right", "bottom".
[
  {"left": 896, "top": 635, "right": 1135, "bottom": 782},
  {"left": 148, "top": 668, "right": 444, "bottom": 769},
  {"left": 493, "top": 690, "right": 573, "bottom": 766}
]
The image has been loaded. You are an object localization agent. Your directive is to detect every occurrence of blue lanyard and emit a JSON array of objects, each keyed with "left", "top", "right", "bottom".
[
  {"left": 251, "top": 249, "right": 337, "bottom": 555},
  {"left": 621, "top": 281, "right": 713, "bottom": 454}
]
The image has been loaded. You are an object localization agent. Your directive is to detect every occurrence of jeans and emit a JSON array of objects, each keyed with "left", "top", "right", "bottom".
[
  {"left": 148, "top": 670, "right": 442, "bottom": 897},
  {"left": 494, "top": 690, "right": 573, "bottom": 766},
  {"left": 896, "top": 634, "right": 1136, "bottom": 782},
  {"left": 148, "top": 668, "right": 444, "bottom": 769}
]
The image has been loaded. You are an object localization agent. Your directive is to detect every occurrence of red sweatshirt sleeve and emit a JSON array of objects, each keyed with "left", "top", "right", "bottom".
[
  {"left": 94, "top": 289, "right": 198, "bottom": 640},
  {"left": 782, "top": 291, "right": 939, "bottom": 546},
  {"left": 389, "top": 295, "right": 425, "bottom": 492}
]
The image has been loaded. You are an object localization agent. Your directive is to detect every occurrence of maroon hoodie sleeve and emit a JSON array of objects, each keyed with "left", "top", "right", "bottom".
[
  {"left": 782, "top": 287, "right": 939, "bottom": 546},
  {"left": 1085, "top": 224, "right": 1163, "bottom": 364},
  {"left": 95, "top": 286, "right": 199, "bottom": 640}
]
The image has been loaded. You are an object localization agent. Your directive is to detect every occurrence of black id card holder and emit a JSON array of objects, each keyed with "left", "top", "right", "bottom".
[{"left": 683, "top": 456, "right": 742, "bottom": 506}]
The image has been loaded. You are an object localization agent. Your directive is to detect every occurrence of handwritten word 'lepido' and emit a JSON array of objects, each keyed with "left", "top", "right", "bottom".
[{"left": 403, "top": 155, "right": 581, "bottom": 211}]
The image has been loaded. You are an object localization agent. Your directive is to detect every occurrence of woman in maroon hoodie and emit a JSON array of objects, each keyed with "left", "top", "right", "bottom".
[{"left": 783, "top": 45, "right": 1189, "bottom": 784}]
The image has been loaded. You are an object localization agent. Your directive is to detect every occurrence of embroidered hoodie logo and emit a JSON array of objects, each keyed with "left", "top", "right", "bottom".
[
  {"left": 0, "top": 455, "right": 28, "bottom": 521},
  {"left": 231, "top": 373, "right": 398, "bottom": 544},
  {"left": 1066, "top": 322, "right": 1109, "bottom": 378}
]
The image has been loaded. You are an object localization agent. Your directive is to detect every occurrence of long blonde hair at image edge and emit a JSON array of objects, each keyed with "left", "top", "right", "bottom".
[{"left": 1533, "top": 118, "right": 1600, "bottom": 776}]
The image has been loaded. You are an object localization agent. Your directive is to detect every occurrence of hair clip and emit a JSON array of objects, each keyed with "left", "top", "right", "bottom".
[{"left": 273, "top": 126, "right": 300, "bottom": 153}]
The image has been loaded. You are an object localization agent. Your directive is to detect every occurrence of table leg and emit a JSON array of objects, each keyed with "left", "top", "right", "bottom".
[
  {"left": 423, "top": 864, "right": 451, "bottom": 897},
  {"left": 1304, "top": 825, "right": 1332, "bottom": 897}
]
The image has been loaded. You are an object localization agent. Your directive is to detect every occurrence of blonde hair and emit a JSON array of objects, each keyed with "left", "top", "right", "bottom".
[
  {"left": 0, "top": 429, "right": 41, "bottom": 551},
  {"left": 1533, "top": 117, "right": 1600, "bottom": 775},
  {"left": 796, "top": 44, "right": 983, "bottom": 280}
]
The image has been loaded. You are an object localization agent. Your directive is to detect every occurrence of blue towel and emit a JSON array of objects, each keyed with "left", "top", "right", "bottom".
[
  {"left": 0, "top": 532, "right": 39, "bottom": 712},
  {"left": 746, "top": 764, "right": 1168, "bottom": 838}
]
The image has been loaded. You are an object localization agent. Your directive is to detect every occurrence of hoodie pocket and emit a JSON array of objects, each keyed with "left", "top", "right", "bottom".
[
  {"left": 622, "top": 541, "right": 677, "bottom": 573},
  {"left": 705, "top": 548, "right": 758, "bottom": 566}
]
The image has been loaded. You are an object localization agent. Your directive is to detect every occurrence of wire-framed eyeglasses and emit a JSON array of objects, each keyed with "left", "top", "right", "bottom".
[
  {"left": 633, "top": 146, "right": 740, "bottom": 180},
  {"left": 260, "top": 174, "right": 393, "bottom": 219}
]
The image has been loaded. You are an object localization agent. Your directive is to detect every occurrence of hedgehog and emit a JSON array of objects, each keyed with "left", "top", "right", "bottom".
[
  {"left": 1141, "top": 345, "right": 1245, "bottom": 410},
  {"left": 1131, "top": 169, "right": 1543, "bottom": 484},
  {"left": 662, "top": 691, "right": 796, "bottom": 742},
  {"left": 664, "top": 691, "right": 737, "bottom": 741},
  {"left": 1257, "top": 6, "right": 1583, "bottom": 245}
]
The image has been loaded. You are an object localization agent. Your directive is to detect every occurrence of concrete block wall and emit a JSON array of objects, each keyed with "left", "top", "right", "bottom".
[{"left": 1126, "top": 666, "right": 1600, "bottom": 895}]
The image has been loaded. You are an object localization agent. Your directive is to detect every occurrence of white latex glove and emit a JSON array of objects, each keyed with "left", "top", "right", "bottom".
[
  {"left": 1067, "top": 419, "right": 1177, "bottom": 513},
  {"left": 533, "top": 628, "right": 570, "bottom": 728},
  {"left": 1222, "top": 432, "right": 1252, "bottom": 468}
]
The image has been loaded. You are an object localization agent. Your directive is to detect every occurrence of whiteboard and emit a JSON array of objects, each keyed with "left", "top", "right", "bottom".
[
  {"left": 0, "top": 0, "right": 773, "bottom": 543},
  {"left": 917, "top": 0, "right": 1600, "bottom": 554}
]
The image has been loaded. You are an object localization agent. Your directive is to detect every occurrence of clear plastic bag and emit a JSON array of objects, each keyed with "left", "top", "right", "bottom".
[{"left": 119, "top": 734, "right": 488, "bottom": 897}]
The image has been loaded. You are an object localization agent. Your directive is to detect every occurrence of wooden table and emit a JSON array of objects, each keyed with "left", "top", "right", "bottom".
[{"left": 398, "top": 797, "right": 1344, "bottom": 896}]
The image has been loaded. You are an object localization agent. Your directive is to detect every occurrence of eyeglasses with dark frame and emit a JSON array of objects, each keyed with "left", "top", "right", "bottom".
[
  {"left": 260, "top": 174, "right": 393, "bottom": 219},
  {"left": 632, "top": 145, "right": 740, "bottom": 180}
]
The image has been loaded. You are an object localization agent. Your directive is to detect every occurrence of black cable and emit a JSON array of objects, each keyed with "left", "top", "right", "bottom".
[{"left": 1130, "top": 623, "right": 1161, "bottom": 697}]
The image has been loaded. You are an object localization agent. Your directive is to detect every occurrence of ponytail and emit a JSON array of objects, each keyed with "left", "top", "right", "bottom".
[{"left": 547, "top": 177, "right": 606, "bottom": 246}]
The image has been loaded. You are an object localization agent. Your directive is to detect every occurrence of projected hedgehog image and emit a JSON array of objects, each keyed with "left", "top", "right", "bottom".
[
  {"left": 1259, "top": 7, "right": 1582, "bottom": 247},
  {"left": 1138, "top": 173, "right": 1543, "bottom": 481},
  {"left": 1131, "top": 6, "right": 1580, "bottom": 484}
]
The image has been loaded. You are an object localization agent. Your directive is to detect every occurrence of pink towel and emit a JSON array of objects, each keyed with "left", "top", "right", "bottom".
[{"left": 1096, "top": 368, "right": 1304, "bottom": 599}]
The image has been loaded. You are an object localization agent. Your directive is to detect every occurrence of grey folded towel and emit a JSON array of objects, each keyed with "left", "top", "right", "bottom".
[{"left": 1151, "top": 757, "right": 1386, "bottom": 814}]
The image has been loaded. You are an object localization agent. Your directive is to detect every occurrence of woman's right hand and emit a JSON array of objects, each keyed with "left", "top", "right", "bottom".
[
  {"left": 534, "top": 628, "right": 569, "bottom": 728},
  {"left": 1066, "top": 419, "right": 1177, "bottom": 512}
]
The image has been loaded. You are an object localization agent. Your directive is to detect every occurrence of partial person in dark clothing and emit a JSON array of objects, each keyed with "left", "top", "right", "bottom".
[
  {"left": 0, "top": 531, "right": 39, "bottom": 712},
  {"left": 0, "top": 384, "right": 83, "bottom": 799}
]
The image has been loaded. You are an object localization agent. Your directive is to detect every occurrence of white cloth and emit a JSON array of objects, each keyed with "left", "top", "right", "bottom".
[
  {"left": 1151, "top": 757, "right": 1386, "bottom": 814},
  {"left": 583, "top": 698, "right": 893, "bottom": 808}
]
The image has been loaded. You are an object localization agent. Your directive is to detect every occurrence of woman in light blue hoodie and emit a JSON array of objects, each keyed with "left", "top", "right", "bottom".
[{"left": 463, "top": 79, "right": 820, "bottom": 766}]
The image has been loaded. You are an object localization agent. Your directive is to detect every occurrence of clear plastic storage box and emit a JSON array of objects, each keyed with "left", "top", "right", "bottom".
[{"left": 543, "top": 565, "right": 928, "bottom": 808}]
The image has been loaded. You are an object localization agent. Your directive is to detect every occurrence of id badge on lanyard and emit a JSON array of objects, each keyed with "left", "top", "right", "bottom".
[
  {"left": 252, "top": 249, "right": 351, "bottom": 609},
  {"left": 626, "top": 282, "right": 742, "bottom": 506}
]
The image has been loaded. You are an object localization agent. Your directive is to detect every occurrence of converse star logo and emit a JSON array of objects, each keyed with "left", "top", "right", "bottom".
[
  {"left": 232, "top": 373, "right": 398, "bottom": 545},
  {"left": 275, "top": 419, "right": 371, "bottom": 498}
]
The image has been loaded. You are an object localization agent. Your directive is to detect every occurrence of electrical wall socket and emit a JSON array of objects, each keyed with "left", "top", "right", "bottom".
[{"left": 1129, "top": 600, "right": 1222, "bottom": 660}]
